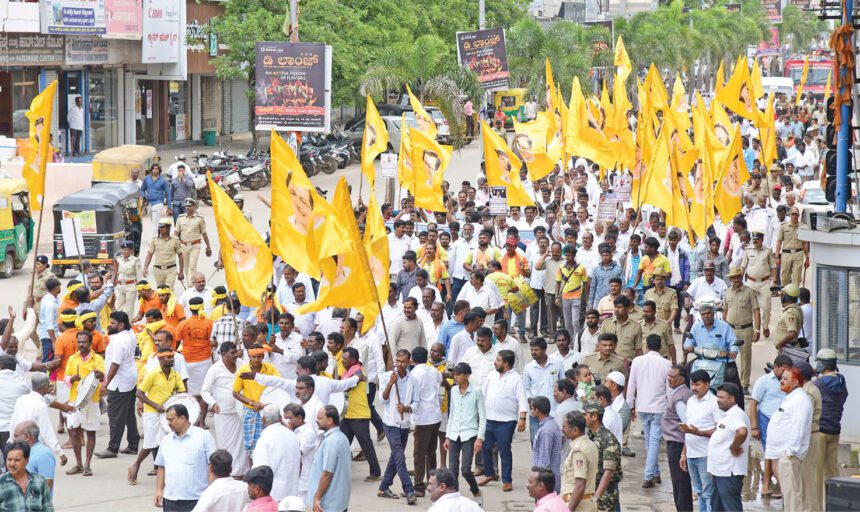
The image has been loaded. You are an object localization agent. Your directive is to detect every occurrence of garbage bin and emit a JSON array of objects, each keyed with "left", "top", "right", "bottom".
[{"left": 203, "top": 130, "right": 217, "bottom": 146}]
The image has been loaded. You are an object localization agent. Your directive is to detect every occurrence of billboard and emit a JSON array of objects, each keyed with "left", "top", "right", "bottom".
[
  {"left": 254, "top": 41, "right": 332, "bottom": 132},
  {"left": 42, "top": 0, "right": 106, "bottom": 35},
  {"left": 105, "top": 0, "right": 142, "bottom": 39},
  {"left": 456, "top": 27, "right": 510, "bottom": 91},
  {"left": 763, "top": 0, "right": 781, "bottom": 22},
  {"left": 142, "top": 0, "right": 181, "bottom": 63}
]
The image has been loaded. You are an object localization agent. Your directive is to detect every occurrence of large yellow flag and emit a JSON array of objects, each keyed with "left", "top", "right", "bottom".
[
  {"left": 566, "top": 77, "right": 614, "bottom": 170},
  {"left": 269, "top": 131, "right": 327, "bottom": 277},
  {"left": 300, "top": 178, "right": 378, "bottom": 314},
  {"left": 615, "top": 36, "right": 632, "bottom": 82},
  {"left": 356, "top": 194, "right": 391, "bottom": 333},
  {"left": 482, "top": 121, "right": 534, "bottom": 207},
  {"left": 637, "top": 126, "right": 673, "bottom": 214},
  {"left": 750, "top": 57, "right": 764, "bottom": 100},
  {"left": 714, "top": 60, "right": 726, "bottom": 97},
  {"left": 208, "top": 175, "right": 273, "bottom": 306},
  {"left": 714, "top": 125, "right": 750, "bottom": 222},
  {"left": 824, "top": 68, "right": 832, "bottom": 103},
  {"left": 644, "top": 64, "right": 669, "bottom": 111},
  {"left": 667, "top": 136, "right": 694, "bottom": 241},
  {"left": 22, "top": 81, "right": 57, "bottom": 211},
  {"left": 689, "top": 157, "right": 716, "bottom": 240},
  {"left": 757, "top": 94, "right": 778, "bottom": 169},
  {"left": 716, "top": 56, "right": 757, "bottom": 121},
  {"left": 406, "top": 84, "right": 438, "bottom": 140},
  {"left": 796, "top": 57, "right": 809, "bottom": 105},
  {"left": 513, "top": 114, "right": 556, "bottom": 181},
  {"left": 360, "top": 95, "right": 389, "bottom": 186},
  {"left": 410, "top": 127, "right": 450, "bottom": 212},
  {"left": 397, "top": 117, "right": 414, "bottom": 194},
  {"left": 545, "top": 58, "right": 557, "bottom": 112}
]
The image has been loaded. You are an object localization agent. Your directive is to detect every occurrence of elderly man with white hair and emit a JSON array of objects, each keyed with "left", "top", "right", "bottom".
[
  {"left": 179, "top": 272, "right": 214, "bottom": 316},
  {"left": 10, "top": 372, "right": 67, "bottom": 467},
  {"left": 252, "top": 404, "right": 300, "bottom": 502}
]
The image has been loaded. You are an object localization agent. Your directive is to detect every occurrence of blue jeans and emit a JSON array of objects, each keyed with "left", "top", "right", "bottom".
[
  {"left": 688, "top": 456, "right": 714, "bottom": 512},
  {"left": 758, "top": 410, "right": 771, "bottom": 451},
  {"left": 380, "top": 425, "right": 413, "bottom": 494},
  {"left": 450, "top": 278, "right": 466, "bottom": 316},
  {"left": 639, "top": 411, "right": 663, "bottom": 480},
  {"left": 483, "top": 420, "right": 516, "bottom": 483},
  {"left": 40, "top": 337, "right": 53, "bottom": 364},
  {"left": 171, "top": 202, "right": 186, "bottom": 223},
  {"left": 711, "top": 474, "right": 743, "bottom": 512},
  {"left": 506, "top": 306, "right": 526, "bottom": 337}
]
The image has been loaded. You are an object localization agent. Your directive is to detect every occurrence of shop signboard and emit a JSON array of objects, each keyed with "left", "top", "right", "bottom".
[
  {"left": 142, "top": 0, "right": 181, "bottom": 63},
  {"left": 43, "top": 0, "right": 106, "bottom": 35},
  {"left": 762, "top": 0, "right": 781, "bottom": 22},
  {"left": 105, "top": 0, "right": 142, "bottom": 39},
  {"left": 0, "top": 34, "right": 65, "bottom": 66},
  {"left": 254, "top": 41, "right": 332, "bottom": 132},
  {"left": 456, "top": 27, "right": 510, "bottom": 91},
  {"left": 724, "top": 3, "right": 742, "bottom": 13},
  {"left": 65, "top": 36, "right": 110, "bottom": 65}
]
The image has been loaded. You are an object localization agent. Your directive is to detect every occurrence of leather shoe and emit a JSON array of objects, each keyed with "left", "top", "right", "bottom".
[
  {"left": 94, "top": 450, "right": 117, "bottom": 459},
  {"left": 621, "top": 447, "right": 636, "bottom": 457},
  {"left": 119, "top": 447, "right": 138, "bottom": 455},
  {"left": 502, "top": 483, "right": 513, "bottom": 492},
  {"left": 478, "top": 475, "right": 499, "bottom": 486},
  {"left": 642, "top": 479, "right": 655, "bottom": 488},
  {"left": 654, "top": 475, "right": 662, "bottom": 484}
]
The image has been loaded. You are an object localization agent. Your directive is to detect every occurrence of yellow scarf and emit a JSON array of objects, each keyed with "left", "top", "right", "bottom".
[
  {"left": 63, "top": 282, "right": 83, "bottom": 302},
  {"left": 157, "top": 286, "right": 178, "bottom": 317},
  {"left": 75, "top": 311, "right": 97, "bottom": 330},
  {"left": 189, "top": 303, "right": 207, "bottom": 319},
  {"left": 137, "top": 319, "right": 167, "bottom": 363}
]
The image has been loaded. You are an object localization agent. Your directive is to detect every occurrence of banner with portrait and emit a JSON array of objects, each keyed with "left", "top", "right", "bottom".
[
  {"left": 254, "top": 41, "right": 332, "bottom": 132},
  {"left": 456, "top": 27, "right": 510, "bottom": 91}
]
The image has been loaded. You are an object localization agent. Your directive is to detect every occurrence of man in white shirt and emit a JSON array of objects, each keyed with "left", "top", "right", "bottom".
[
  {"left": 283, "top": 402, "right": 319, "bottom": 503},
  {"left": 765, "top": 367, "right": 813, "bottom": 511},
  {"left": 522, "top": 337, "right": 563, "bottom": 443},
  {"left": 550, "top": 329, "right": 583, "bottom": 372},
  {"left": 191, "top": 449, "right": 250, "bottom": 511},
  {"left": 252, "top": 405, "right": 300, "bottom": 501},
  {"left": 456, "top": 272, "right": 503, "bottom": 328},
  {"left": 427, "top": 468, "right": 484, "bottom": 511},
  {"left": 377, "top": 349, "right": 418, "bottom": 502},
  {"left": 478, "top": 349, "right": 527, "bottom": 491},
  {"left": 179, "top": 273, "right": 214, "bottom": 316},
  {"left": 275, "top": 265, "right": 316, "bottom": 307},
  {"left": 10, "top": 373, "right": 66, "bottom": 465},
  {"left": 626, "top": 335, "right": 672, "bottom": 487},
  {"left": 95, "top": 311, "right": 140, "bottom": 459},
  {"left": 686, "top": 262, "right": 728, "bottom": 304},
  {"left": 284, "top": 283, "right": 317, "bottom": 337},
  {"left": 410, "top": 347, "right": 443, "bottom": 496},
  {"left": 388, "top": 220, "right": 413, "bottom": 278},
  {"left": 200, "top": 342, "right": 248, "bottom": 477},
  {"left": 269, "top": 312, "right": 304, "bottom": 379},
  {"left": 68, "top": 95, "right": 84, "bottom": 156},
  {"left": 448, "top": 222, "right": 476, "bottom": 304},
  {"left": 448, "top": 312, "right": 480, "bottom": 364},
  {"left": 678, "top": 370, "right": 722, "bottom": 512},
  {"left": 154, "top": 405, "right": 216, "bottom": 509},
  {"left": 461, "top": 327, "right": 498, "bottom": 390},
  {"left": 707, "top": 382, "right": 750, "bottom": 512}
]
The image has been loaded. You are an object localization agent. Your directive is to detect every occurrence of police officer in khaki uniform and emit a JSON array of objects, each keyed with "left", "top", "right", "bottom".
[
  {"left": 114, "top": 240, "right": 142, "bottom": 316},
  {"left": 640, "top": 300, "right": 675, "bottom": 362},
  {"left": 644, "top": 269, "right": 678, "bottom": 326},
  {"left": 773, "top": 283, "right": 804, "bottom": 352},
  {"left": 561, "top": 411, "right": 598, "bottom": 511},
  {"left": 742, "top": 173, "right": 768, "bottom": 205},
  {"left": 598, "top": 296, "right": 643, "bottom": 360},
  {"left": 775, "top": 206, "right": 808, "bottom": 289},
  {"left": 739, "top": 231, "right": 776, "bottom": 337},
  {"left": 174, "top": 198, "right": 212, "bottom": 285},
  {"left": 724, "top": 266, "right": 761, "bottom": 393},
  {"left": 143, "top": 217, "right": 184, "bottom": 289}
]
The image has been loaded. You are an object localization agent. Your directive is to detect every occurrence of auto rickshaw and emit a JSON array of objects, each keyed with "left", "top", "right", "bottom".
[
  {"left": 493, "top": 88, "right": 528, "bottom": 128},
  {"left": 92, "top": 144, "right": 158, "bottom": 182},
  {"left": 51, "top": 182, "right": 142, "bottom": 277},
  {"left": 0, "top": 178, "right": 33, "bottom": 278}
]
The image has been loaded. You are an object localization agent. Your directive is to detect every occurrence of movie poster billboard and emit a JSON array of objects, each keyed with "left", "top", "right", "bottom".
[
  {"left": 254, "top": 41, "right": 332, "bottom": 132},
  {"left": 763, "top": 0, "right": 781, "bottom": 22},
  {"left": 456, "top": 27, "right": 510, "bottom": 91}
]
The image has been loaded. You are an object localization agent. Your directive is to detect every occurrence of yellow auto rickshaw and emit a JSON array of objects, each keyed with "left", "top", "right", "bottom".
[
  {"left": 0, "top": 178, "right": 33, "bottom": 278},
  {"left": 493, "top": 88, "right": 528, "bottom": 128},
  {"left": 92, "top": 144, "right": 158, "bottom": 183}
]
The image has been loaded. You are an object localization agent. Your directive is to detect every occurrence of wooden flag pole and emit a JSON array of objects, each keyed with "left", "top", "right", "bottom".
[{"left": 26, "top": 194, "right": 46, "bottom": 301}]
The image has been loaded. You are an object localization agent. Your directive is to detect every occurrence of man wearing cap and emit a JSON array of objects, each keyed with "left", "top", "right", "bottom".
[
  {"left": 724, "top": 266, "right": 761, "bottom": 393},
  {"left": 742, "top": 173, "right": 768, "bottom": 205},
  {"left": 583, "top": 401, "right": 622, "bottom": 511},
  {"left": 175, "top": 199, "right": 211, "bottom": 286},
  {"left": 775, "top": 206, "right": 808, "bottom": 290},
  {"left": 114, "top": 241, "right": 142, "bottom": 317},
  {"left": 644, "top": 269, "right": 677, "bottom": 326},
  {"left": 774, "top": 284, "right": 804, "bottom": 351},
  {"left": 143, "top": 218, "right": 184, "bottom": 289},
  {"left": 739, "top": 231, "right": 776, "bottom": 336},
  {"left": 814, "top": 348, "right": 848, "bottom": 506}
]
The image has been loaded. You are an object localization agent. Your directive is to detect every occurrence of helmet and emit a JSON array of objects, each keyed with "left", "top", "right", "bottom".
[{"left": 233, "top": 193, "right": 245, "bottom": 203}]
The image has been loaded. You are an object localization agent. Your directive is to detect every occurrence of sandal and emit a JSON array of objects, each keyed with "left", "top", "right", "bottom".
[
  {"left": 82, "top": 467, "right": 92, "bottom": 476},
  {"left": 66, "top": 465, "right": 83, "bottom": 475},
  {"left": 147, "top": 468, "right": 158, "bottom": 476}
]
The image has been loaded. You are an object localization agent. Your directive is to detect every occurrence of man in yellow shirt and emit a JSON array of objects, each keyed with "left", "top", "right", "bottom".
[
  {"left": 634, "top": 237, "right": 672, "bottom": 291},
  {"left": 65, "top": 331, "right": 105, "bottom": 477},
  {"left": 340, "top": 346, "right": 380, "bottom": 481},
  {"left": 128, "top": 346, "right": 185, "bottom": 485},
  {"left": 556, "top": 244, "right": 589, "bottom": 336},
  {"left": 233, "top": 343, "right": 279, "bottom": 461}
]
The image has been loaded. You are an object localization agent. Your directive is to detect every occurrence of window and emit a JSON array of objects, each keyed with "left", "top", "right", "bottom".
[
  {"left": 816, "top": 265, "right": 860, "bottom": 363},
  {"left": 11, "top": 70, "right": 40, "bottom": 138}
]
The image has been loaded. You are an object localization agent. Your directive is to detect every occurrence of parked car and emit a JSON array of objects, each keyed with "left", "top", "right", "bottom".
[
  {"left": 800, "top": 180, "right": 831, "bottom": 224},
  {"left": 343, "top": 115, "right": 418, "bottom": 152}
]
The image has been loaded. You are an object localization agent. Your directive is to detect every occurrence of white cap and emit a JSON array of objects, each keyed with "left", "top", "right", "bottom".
[
  {"left": 606, "top": 371, "right": 625, "bottom": 387},
  {"left": 575, "top": 157, "right": 588, "bottom": 170},
  {"left": 278, "top": 496, "right": 305, "bottom": 512}
]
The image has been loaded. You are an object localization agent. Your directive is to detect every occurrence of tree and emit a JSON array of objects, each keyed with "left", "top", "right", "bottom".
[{"left": 779, "top": 5, "right": 828, "bottom": 54}]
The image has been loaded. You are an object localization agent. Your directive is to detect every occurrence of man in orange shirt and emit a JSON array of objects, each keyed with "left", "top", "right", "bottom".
[
  {"left": 53, "top": 309, "right": 80, "bottom": 435},
  {"left": 59, "top": 280, "right": 84, "bottom": 313},
  {"left": 156, "top": 285, "right": 185, "bottom": 327},
  {"left": 177, "top": 296, "right": 213, "bottom": 427},
  {"left": 134, "top": 281, "right": 161, "bottom": 323},
  {"left": 76, "top": 310, "right": 106, "bottom": 357}
]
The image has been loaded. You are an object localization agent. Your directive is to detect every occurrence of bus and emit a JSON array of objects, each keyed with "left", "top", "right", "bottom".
[{"left": 784, "top": 55, "right": 833, "bottom": 99}]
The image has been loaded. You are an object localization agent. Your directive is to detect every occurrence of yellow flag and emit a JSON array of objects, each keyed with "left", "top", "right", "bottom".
[
  {"left": 713, "top": 125, "right": 750, "bottom": 222},
  {"left": 361, "top": 95, "right": 389, "bottom": 186},
  {"left": 357, "top": 193, "right": 390, "bottom": 333},
  {"left": 269, "top": 131, "right": 327, "bottom": 277},
  {"left": 410, "top": 128, "right": 450, "bottom": 212},
  {"left": 608, "top": 73, "right": 635, "bottom": 170},
  {"left": 22, "top": 81, "right": 57, "bottom": 211},
  {"left": 714, "top": 60, "right": 725, "bottom": 97},
  {"left": 824, "top": 68, "right": 832, "bottom": 103},
  {"left": 710, "top": 98, "right": 733, "bottom": 168},
  {"left": 566, "top": 77, "right": 614, "bottom": 170},
  {"left": 397, "top": 117, "right": 414, "bottom": 194},
  {"left": 406, "top": 84, "right": 438, "bottom": 140},
  {"left": 513, "top": 114, "right": 556, "bottom": 181},
  {"left": 614, "top": 37, "right": 632, "bottom": 83},
  {"left": 545, "top": 58, "right": 557, "bottom": 112},
  {"left": 667, "top": 136, "right": 694, "bottom": 241},
  {"left": 481, "top": 121, "right": 534, "bottom": 207},
  {"left": 208, "top": 175, "right": 273, "bottom": 306},
  {"left": 644, "top": 64, "right": 669, "bottom": 111},
  {"left": 750, "top": 57, "right": 764, "bottom": 100},
  {"left": 796, "top": 57, "right": 809, "bottom": 105},
  {"left": 689, "top": 156, "right": 715, "bottom": 240},
  {"left": 637, "top": 126, "right": 673, "bottom": 214},
  {"left": 300, "top": 178, "right": 378, "bottom": 314},
  {"left": 716, "top": 56, "right": 757, "bottom": 122},
  {"left": 757, "top": 94, "right": 778, "bottom": 169}
]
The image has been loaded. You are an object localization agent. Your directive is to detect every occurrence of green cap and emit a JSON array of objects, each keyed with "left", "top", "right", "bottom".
[{"left": 582, "top": 401, "right": 604, "bottom": 415}]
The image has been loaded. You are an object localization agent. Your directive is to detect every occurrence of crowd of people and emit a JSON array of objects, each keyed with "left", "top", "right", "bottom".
[{"left": 0, "top": 71, "right": 852, "bottom": 512}]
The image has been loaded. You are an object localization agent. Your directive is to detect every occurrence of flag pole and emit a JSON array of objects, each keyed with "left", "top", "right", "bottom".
[{"left": 26, "top": 194, "right": 46, "bottom": 301}]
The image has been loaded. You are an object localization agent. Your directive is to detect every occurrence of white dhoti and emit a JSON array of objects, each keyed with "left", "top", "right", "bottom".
[
  {"left": 214, "top": 412, "right": 248, "bottom": 476},
  {"left": 56, "top": 381, "right": 70, "bottom": 418},
  {"left": 186, "top": 360, "right": 212, "bottom": 395},
  {"left": 67, "top": 401, "right": 101, "bottom": 431},
  {"left": 142, "top": 411, "right": 165, "bottom": 450}
]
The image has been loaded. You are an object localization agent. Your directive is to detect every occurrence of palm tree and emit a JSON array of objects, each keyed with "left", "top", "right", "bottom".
[{"left": 779, "top": 5, "right": 828, "bottom": 54}]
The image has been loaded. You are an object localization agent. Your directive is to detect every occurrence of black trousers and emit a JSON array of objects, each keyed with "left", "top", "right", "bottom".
[
  {"left": 341, "top": 418, "right": 381, "bottom": 476},
  {"left": 712, "top": 474, "right": 744, "bottom": 512},
  {"left": 107, "top": 388, "right": 140, "bottom": 453},
  {"left": 162, "top": 499, "right": 197, "bottom": 512},
  {"left": 530, "top": 288, "right": 547, "bottom": 335},
  {"left": 667, "top": 440, "right": 693, "bottom": 512},
  {"left": 367, "top": 382, "right": 384, "bottom": 434}
]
